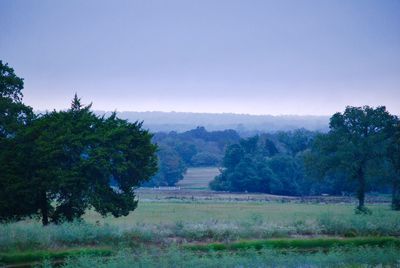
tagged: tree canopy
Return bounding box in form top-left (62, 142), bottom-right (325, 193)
top-left (209, 134), bottom-right (311, 196)
top-left (305, 106), bottom-right (398, 212)
top-left (0, 62), bottom-right (158, 224)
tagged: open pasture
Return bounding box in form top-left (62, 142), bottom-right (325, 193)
top-left (1, 169), bottom-right (400, 267)
top-left (176, 167), bottom-right (220, 190)
top-left (1, 200), bottom-right (400, 267)
top-left (85, 201), bottom-right (397, 227)
top-left (1, 168), bottom-right (399, 267)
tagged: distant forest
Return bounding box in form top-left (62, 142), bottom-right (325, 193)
top-left (95, 111), bottom-right (330, 134)
top-left (145, 127), bottom-right (330, 195)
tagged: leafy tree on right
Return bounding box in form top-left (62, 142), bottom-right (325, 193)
top-left (387, 122), bottom-right (400, 210)
top-left (306, 106), bottom-right (398, 213)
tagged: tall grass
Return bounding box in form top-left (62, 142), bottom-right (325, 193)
top-left (44, 247), bottom-right (400, 268)
top-left (0, 221), bottom-right (121, 251)
top-left (1, 202), bottom-right (400, 251)
top-left (0, 248), bottom-right (112, 265)
top-left (317, 212), bottom-right (400, 237)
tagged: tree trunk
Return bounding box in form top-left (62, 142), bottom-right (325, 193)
top-left (392, 177), bottom-right (400, 210)
top-left (65, 202), bottom-right (74, 222)
top-left (356, 167), bottom-right (366, 210)
top-left (40, 191), bottom-right (49, 226)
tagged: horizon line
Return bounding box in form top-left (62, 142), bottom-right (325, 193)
top-left (34, 109), bottom-right (333, 117)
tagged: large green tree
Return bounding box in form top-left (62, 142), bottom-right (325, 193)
top-left (0, 61), bottom-right (158, 224)
top-left (16, 97), bottom-right (158, 225)
top-left (22, 96), bottom-right (99, 224)
top-left (307, 106), bottom-right (396, 213)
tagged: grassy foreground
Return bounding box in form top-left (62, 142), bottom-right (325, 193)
top-left (1, 202), bottom-right (400, 251)
top-left (0, 247), bottom-right (112, 265)
top-left (1, 201), bottom-right (400, 267)
top-left (43, 246), bottom-right (400, 268)
top-left (1, 241), bottom-right (399, 267)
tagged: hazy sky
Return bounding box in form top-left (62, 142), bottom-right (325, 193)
top-left (1, 0), bottom-right (399, 115)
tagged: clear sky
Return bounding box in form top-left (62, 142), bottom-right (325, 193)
top-left (1, 0), bottom-right (399, 115)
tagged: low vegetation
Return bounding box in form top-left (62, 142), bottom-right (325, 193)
top-left (50, 246), bottom-right (400, 268)
top-left (0, 247), bottom-right (113, 265)
top-left (1, 202), bottom-right (400, 252)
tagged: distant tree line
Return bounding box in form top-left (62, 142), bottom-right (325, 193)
top-left (144, 126), bottom-right (240, 186)
top-left (113, 111), bottom-right (329, 133)
top-left (0, 61), bottom-right (158, 225)
top-left (210, 107), bottom-right (400, 212)
top-left (209, 130), bottom-right (321, 195)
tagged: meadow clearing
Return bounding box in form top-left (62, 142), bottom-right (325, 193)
top-left (1, 167), bottom-right (400, 267)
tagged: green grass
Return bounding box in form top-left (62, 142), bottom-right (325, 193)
top-left (85, 201), bottom-right (400, 240)
top-left (0, 221), bottom-right (122, 251)
top-left (0, 247), bottom-right (113, 265)
top-left (1, 202), bottom-right (400, 252)
top-left (85, 201), bottom-right (400, 226)
top-left (1, 200), bottom-right (400, 267)
top-left (52, 246), bottom-right (400, 268)
top-left (185, 237), bottom-right (400, 251)
top-left (176, 167), bottom-right (220, 190)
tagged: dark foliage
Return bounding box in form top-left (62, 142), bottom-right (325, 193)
top-left (209, 134), bottom-right (315, 196)
top-left (305, 106), bottom-right (398, 211)
top-left (0, 62), bottom-right (158, 224)
top-left (145, 126), bottom-right (240, 186)
top-left (387, 122), bottom-right (400, 210)
top-left (210, 119), bottom-right (400, 203)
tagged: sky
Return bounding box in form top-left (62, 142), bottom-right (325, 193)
top-left (1, 0), bottom-right (399, 115)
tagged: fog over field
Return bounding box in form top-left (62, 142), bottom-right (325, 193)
top-left (97, 111), bottom-right (330, 133)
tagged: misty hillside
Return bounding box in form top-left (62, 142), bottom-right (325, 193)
top-left (95, 111), bottom-right (330, 133)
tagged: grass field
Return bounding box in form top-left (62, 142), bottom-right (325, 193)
top-left (85, 201), bottom-right (399, 228)
top-left (1, 201), bottom-right (400, 266)
top-left (1, 168), bottom-right (400, 267)
top-left (176, 167), bottom-right (220, 190)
